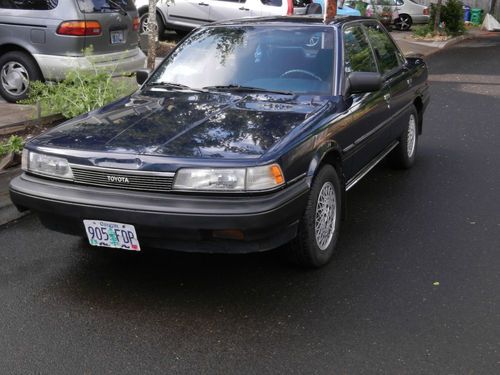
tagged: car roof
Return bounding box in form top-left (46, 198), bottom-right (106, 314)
top-left (209, 15), bottom-right (376, 28)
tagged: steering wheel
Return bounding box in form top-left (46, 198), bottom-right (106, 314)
top-left (280, 69), bottom-right (323, 81)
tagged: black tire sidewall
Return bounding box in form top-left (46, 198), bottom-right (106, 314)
top-left (0, 51), bottom-right (41, 103)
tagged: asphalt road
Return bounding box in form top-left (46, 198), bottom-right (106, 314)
top-left (1, 34), bottom-right (499, 374)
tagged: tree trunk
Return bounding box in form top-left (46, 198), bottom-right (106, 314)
top-left (433, 0), bottom-right (443, 33)
top-left (324, 0), bottom-right (337, 23)
top-left (147, 0), bottom-right (158, 70)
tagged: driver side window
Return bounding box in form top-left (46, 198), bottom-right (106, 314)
top-left (343, 25), bottom-right (378, 74)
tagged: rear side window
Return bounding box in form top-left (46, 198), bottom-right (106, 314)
top-left (0, 0), bottom-right (58, 9)
top-left (77, 0), bottom-right (135, 13)
top-left (261, 0), bottom-right (282, 6)
top-left (364, 23), bottom-right (402, 74)
top-left (343, 25), bottom-right (377, 73)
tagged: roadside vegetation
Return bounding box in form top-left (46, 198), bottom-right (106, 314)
top-left (413, 0), bottom-right (465, 38)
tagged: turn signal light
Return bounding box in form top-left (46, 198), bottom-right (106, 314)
top-left (133, 16), bottom-right (139, 32)
top-left (57, 21), bottom-right (102, 36)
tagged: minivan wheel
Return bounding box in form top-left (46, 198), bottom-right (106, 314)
top-left (389, 106), bottom-right (419, 169)
top-left (140, 13), bottom-right (165, 39)
top-left (289, 165), bottom-right (341, 268)
top-left (0, 51), bottom-right (42, 103)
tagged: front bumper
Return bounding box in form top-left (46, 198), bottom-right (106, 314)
top-left (10, 173), bottom-right (309, 253)
top-left (33, 48), bottom-right (146, 81)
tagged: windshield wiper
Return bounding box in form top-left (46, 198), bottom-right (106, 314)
top-left (202, 84), bottom-right (293, 96)
top-left (146, 81), bottom-right (206, 93)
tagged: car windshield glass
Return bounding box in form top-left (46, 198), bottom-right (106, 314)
top-left (77, 0), bottom-right (135, 13)
top-left (149, 26), bottom-right (335, 95)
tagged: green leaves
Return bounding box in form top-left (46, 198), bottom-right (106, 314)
top-left (23, 66), bottom-right (136, 119)
top-left (0, 135), bottom-right (24, 157)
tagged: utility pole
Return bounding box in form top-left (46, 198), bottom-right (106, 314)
top-left (147, 0), bottom-right (158, 70)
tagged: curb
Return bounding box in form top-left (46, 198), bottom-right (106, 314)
top-left (0, 167), bottom-right (26, 228)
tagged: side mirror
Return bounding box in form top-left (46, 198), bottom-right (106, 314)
top-left (347, 72), bottom-right (383, 95)
top-left (136, 69), bottom-right (151, 85)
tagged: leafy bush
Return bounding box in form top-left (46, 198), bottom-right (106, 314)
top-left (430, 0), bottom-right (465, 35)
top-left (0, 135), bottom-right (24, 157)
top-left (24, 47), bottom-right (136, 119)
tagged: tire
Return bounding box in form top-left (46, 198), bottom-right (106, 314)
top-left (140, 13), bottom-right (165, 39)
top-left (0, 51), bottom-right (42, 103)
top-left (395, 14), bottom-right (413, 31)
top-left (389, 105), bottom-right (419, 169)
top-left (289, 165), bottom-right (342, 268)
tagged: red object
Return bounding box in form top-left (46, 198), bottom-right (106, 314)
top-left (423, 7), bottom-right (429, 15)
top-left (287, 0), bottom-right (294, 15)
top-left (57, 21), bottom-right (102, 36)
top-left (133, 16), bottom-right (140, 32)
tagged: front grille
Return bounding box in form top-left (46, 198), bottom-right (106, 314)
top-left (71, 166), bottom-right (175, 193)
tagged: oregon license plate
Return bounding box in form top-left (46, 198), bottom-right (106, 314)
top-left (110, 30), bottom-right (125, 44)
top-left (84, 220), bottom-right (140, 251)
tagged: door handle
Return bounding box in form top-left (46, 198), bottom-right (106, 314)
top-left (383, 93), bottom-right (391, 102)
top-left (198, 2), bottom-right (209, 6)
top-left (239, 6), bottom-right (250, 10)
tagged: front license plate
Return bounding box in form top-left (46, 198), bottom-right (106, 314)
top-left (110, 30), bottom-right (125, 44)
top-left (84, 220), bottom-right (141, 251)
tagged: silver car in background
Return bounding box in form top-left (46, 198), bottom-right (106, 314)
top-left (135, 0), bottom-right (302, 37)
top-left (0, 0), bottom-right (146, 102)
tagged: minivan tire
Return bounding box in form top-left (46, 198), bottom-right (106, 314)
top-left (0, 51), bottom-right (42, 103)
top-left (289, 165), bottom-right (341, 268)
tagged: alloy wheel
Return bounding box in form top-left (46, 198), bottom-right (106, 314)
top-left (407, 114), bottom-right (417, 158)
top-left (314, 181), bottom-right (337, 251)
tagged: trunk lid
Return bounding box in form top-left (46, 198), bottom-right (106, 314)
top-left (75, 0), bottom-right (139, 54)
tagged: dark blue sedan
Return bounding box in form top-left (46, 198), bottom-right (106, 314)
top-left (10, 16), bottom-right (429, 267)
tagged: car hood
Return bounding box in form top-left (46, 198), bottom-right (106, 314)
top-left (31, 90), bottom-right (331, 160)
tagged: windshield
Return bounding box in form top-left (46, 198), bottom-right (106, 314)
top-left (77, 0), bottom-right (135, 13)
top-left (149, 26), bottom-right (335, 95)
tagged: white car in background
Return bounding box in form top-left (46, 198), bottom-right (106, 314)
top-left (364, 0), bottom-right (430, 31)
top-left (135, 0), bottom-right (301, 37)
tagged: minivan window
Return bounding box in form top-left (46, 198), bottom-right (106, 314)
top-left (261, 0), bottom-right (282, 6)
top-left (0, 0), bottom-right (58, 9)
top-left (77, 0), bottom-right (135, 13)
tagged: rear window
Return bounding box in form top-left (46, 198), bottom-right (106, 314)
top-left (77, 0), bottom-right (135, 13)
top-left (0, 0), bottom-right (58, 9)
top-left (261, 0), bottom-right (282, 6)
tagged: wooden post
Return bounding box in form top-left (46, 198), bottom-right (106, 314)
top-left (324, 0), bottom-right (338, 23)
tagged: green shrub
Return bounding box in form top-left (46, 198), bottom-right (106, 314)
top-left (430, 0), bottom-right (465, 35)
top-left (0, 135), bottom-right (24, 157)
top-left (24, 47), bottom-right (137, 120)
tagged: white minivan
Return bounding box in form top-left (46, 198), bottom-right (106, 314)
top-left (135, 0), bottom-right (301, 36)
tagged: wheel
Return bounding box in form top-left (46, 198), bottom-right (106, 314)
top-left (0, 51), bottom-right (42, 103)
top-left (289, 165), bottom-right (342, 268)
top-left (389, 105), bottom-right (419, 169)
top-left (140, 13), bottom-right (165, 39)
top-left (395, 14), bottom-right (413, 31)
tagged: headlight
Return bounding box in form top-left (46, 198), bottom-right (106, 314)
top-left (24, 150), bottom-right (74, 180)
top-left (173, 164), bottom-right (285, 192)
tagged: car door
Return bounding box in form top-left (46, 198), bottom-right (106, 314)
top-left (167, 0), bottom-right (212, 26)
top-left (209, 0), bottom-right (251, 21)
top-left (364, 22), bottom-right (413, 140)
top-left (339, 24), bottom-right (389, 180)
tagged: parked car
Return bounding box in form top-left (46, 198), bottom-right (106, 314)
top-left (135, 0), bottom-right (359, 37)
top-left (10, 16), bottom-right (429, 268)
top-left (361, 0), bottom-right (429, 30)
top-left (0, 0), bottom-right (146, 103)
